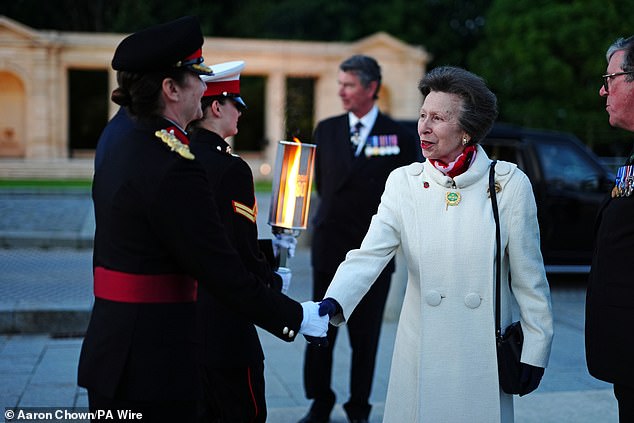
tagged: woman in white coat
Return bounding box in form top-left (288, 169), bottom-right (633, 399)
top-left (319, 66), bottom-right (554, 423)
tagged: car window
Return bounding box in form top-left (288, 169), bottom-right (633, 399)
top-left (532, 138), bottom-right (603, 192)
top-left (482, 142), bottom-right (524, 169)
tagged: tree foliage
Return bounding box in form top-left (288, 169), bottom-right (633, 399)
top-left (468, 0), bottom-right (634, 153)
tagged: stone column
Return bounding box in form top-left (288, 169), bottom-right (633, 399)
top-left (264, 71), bottom-right (286, 175)
top-left (108, 69), bottom-right (118, 118)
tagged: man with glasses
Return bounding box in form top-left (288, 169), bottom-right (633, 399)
top-left (602, 70), bottom-right (634, 93)
top-left (586, 35), bottom-right (634, 423)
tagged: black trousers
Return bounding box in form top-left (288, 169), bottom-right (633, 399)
top-left (303, 267), bottom-right (392, 421)
top-left (614, 383), bottom-right (634, 423)
top-left (88, 390), bottom-right (197, 423)
top-left (198, 362), bottom-right (266, 423)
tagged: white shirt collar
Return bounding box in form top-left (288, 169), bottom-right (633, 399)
top-left (348, 105), bottom-right (378, 132)
top-left (348, 106), bottom-right (378, 157)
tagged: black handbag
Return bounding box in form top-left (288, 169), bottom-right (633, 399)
top-left (489, 161), bottom-right (525, 395)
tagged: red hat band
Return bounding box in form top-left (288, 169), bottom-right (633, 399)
top-left (184, 48), bottom-right (202, 62)
top-left (204, 79), bottom-right (240, 98)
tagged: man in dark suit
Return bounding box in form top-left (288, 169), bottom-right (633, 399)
top-left (586, 35), bottom-right (634, 423)
top-left (300, 55), bottom-right (422, 423)
top-left (77, 17), bottom-right (327, 423)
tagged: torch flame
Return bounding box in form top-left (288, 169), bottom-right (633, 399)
top-left (277, 143), bottom-right (302, 227)
top-left (269, 139), bottom-right (316, 230)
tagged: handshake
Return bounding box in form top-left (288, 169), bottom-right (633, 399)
top-left (299, 298), bottom-right (340, 347)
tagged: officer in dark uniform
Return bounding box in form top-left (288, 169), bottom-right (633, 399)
top-left (188, 60), bottom-right (287, 422)
top-left (586, 35), bottom-right (634, 423)
top-left (77, 17), bottom-right (327, 423)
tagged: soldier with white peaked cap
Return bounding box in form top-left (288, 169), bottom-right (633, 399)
top-left (188, 59), bottom-right (293, 422)
top-left (201, 60), bottom-right (248, 109)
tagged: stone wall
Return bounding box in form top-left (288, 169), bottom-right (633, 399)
top-left (0, 16), bottom-right (430, 180)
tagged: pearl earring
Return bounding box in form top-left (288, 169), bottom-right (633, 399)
top-left (462, 136), bottom-right (469, 146)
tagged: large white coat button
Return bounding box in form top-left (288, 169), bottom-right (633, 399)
top-left (425, 290), bottom-right (442, 306)
top-left (464, 293), bottom-right (482, 309)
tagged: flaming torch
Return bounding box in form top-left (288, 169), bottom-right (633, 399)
top-left (268, 138), bottom-right (316, 266)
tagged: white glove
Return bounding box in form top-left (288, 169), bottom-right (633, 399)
top-left (275, 267), bottom-right (292, 294)
top-left (272, 234), bottom-right (297, 258)
top-left (299, 301), bottom-right (329, 337)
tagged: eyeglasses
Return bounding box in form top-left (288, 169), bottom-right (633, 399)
top-left (602, 71), bottom-right (634, 93)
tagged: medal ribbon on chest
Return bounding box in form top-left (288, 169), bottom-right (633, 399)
top-left (364, 134), bottom-right (400, 157)
top-left (612, 165), bottom-right (634, 198)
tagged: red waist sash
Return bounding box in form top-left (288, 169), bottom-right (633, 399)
top-left (94, 266), bottom-right (197, 303)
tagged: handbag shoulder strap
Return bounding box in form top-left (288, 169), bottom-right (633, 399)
top-left (489, 160), bottom-right (502, 336)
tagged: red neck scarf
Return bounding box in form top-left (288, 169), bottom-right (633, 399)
top-left (429, 145), bottom-right (477, 178)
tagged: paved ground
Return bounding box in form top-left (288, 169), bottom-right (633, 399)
top-left (0, 189), bottom-right (619, 422)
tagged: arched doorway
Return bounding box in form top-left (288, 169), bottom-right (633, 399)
top-left (68, 69), bottom-right (108, 157)
top-left (0, 71), bottom-right (26, 157)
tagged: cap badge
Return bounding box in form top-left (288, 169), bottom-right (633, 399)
top-left (155, 129), bottom-right (195, 160)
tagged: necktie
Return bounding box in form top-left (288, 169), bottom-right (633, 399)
top-left (350, 121), bottom-right (363, 155)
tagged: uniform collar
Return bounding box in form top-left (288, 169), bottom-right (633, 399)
top-left (163, 117), bottom-right (188, 134)
top-left (191, 128), bottom-right (233, 155)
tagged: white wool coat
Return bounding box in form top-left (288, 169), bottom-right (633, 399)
top-left (325, 147), bottom-right (554, 423)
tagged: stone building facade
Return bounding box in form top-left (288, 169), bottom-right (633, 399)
top-left (0, 16), bottom-right (429, 180)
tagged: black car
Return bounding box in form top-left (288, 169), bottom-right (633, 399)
top-left (400, 121), bottom-right (614, 273)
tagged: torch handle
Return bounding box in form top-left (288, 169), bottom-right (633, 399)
top-left (278, 246), bottom-right (288, 268)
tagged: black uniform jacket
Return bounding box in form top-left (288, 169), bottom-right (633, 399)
top-left (78, 109), bottom-right (302, 402)
top-left (190, 128), bottom-right (281, 367)
top-left (585, 192), bottom-right (634, 385)
top-left (311, 112), bottom-right (422, 274)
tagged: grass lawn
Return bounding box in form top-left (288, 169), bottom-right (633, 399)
top-left (0, 179), bottom-right (92, 189)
